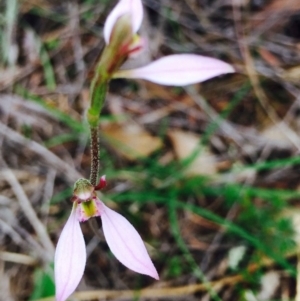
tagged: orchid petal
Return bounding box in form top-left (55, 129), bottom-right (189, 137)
top-left (114, 54), bottom-right (235, 86)
top-left (100, 202), bottom-right (159, 279)
top-left (55, 206), bottom-right (86, 301)
top-left (104, 0), bottom-right (143, 44)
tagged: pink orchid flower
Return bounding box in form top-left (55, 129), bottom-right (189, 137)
top-left (55, 177), bottom-right (158, 301)
top-left (55, 0), bottom-right (235, 299)
top-left (104, 0), bottom-right (234, 86)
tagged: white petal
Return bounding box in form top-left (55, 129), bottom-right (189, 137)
top-left (100, 202), bottom-right (159, 279)
top-left (54, 207), bottom-right (86, 301)
top-left (114, 54), bottom-right (235, 85)
top-left (104, 0), bottom-right (143, 44)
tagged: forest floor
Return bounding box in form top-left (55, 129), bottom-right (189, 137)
top-left (1, 0), bottom-right (300, 300)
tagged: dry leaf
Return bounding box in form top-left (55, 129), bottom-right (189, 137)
top-left (23, 29), bottom-right (40, 64)
top-left (280, 65), bottom-right (300, 83)
top-left (168, 130), bottom-right (217, 176)
top-left (0, 67), bottom-right (22, 89)
top-left (256, 271), bottom-right (280, 301)
top-left (101, 121), bottom-right (162, 160)
top-left (261, 124), bottom-right (293, 147)
top-left (258, 48), bottom-right (281, 67)
top-left (228, 245), bottom-right (247, 270)
top-left (286, 209), bottom-right (300, 245)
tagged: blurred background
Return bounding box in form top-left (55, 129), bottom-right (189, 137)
top-left (1, 0), bottom-right (300, 300)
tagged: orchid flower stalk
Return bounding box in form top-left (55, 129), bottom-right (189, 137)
top-left (54, 0), bottom-right (235, 300)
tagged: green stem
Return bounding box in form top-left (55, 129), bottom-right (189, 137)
top-left (88, 78), bottom-right (108, 128)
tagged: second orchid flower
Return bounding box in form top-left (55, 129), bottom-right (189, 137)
top-left (104, 0), bottom-right (234, 86)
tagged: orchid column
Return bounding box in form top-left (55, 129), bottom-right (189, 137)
top-left (54, 0), bottom-right (234, 301)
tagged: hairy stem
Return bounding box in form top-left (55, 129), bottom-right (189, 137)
top-left (89, 126), bottom-right (100, 186)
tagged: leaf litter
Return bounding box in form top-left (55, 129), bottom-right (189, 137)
top-left (1, 0), bottom-right (300, 300)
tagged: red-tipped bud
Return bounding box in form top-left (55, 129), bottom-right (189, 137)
top-left (95, 175), bottom-right (107, 190)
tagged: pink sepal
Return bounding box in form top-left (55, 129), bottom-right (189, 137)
top-left (104, 0), bottom-right (143, 44)
top-left (54, 206), bottom-right (86, 301)
top-left (114, 54), bottom-right (235, 86)
top-left (100, 202), bottom-right (159, 280)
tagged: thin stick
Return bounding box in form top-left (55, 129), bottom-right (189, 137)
top-left (0, 121), bottom-right (82, 183)
top-left (0, 251), bottom-right (37, 265)
top-left (2, 169), bottom-right (55, 260)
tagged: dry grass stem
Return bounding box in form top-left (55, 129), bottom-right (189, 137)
top-left (2, 169), bottom-right (54, 260)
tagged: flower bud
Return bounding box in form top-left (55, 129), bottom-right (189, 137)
top-left (108, 13), bottom-right (133, 50)
top-left (97, 14), bottom-right (135, 77)
top-left (95, 175), bottom-right (107, 190)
